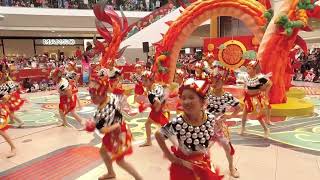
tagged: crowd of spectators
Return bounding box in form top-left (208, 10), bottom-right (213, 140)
top-left (4, 54), bottom-right (79, 70)
top-left (293, 48), bottom-right (320, 83)
top-left (1, 0), bottom-right (168, 11)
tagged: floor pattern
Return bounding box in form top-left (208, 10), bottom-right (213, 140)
top-left (0, 145), bottom-right (101, 179)
top-left (1, 86), bottom-right (320, 179)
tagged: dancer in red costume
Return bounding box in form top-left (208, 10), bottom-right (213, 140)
top-left (0, 103), bottom-right (16, 158)
top-left (131, 64), bottom-right (145, 103)
top-left (194, 62), bottom-right (208, 80)
top-left (240, 61), bottom-right (273, 138)
top-left (86, 68), bottom-right (142, 180)
top-left (65, 61), bottom-right (82, 109)
top-left (50, 68), bottom-right (84, 129)
top-left (0, 67), bottom-right (17, 158)
top-left (207, 65), bottom-right (241, 178)
top-left (155, 78), bottom-right (223, 180)
top-left (139, 71), bottom-right (170, 147)
top-left (0, 63), bottom-right (24, 128)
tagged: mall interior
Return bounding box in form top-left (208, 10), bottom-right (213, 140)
top-left (0, 0), bottom-right (320, 180)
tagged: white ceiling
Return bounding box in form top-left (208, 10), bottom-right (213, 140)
top-left (0, 2), bottom-right (319, 45)
top-left (0, 6), bottom-right (149, 36)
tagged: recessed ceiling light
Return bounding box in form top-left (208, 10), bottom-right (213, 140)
top-left (58, 34), bottom-right (62, 36)
top-left (51, 30), bottom-right (55, 32)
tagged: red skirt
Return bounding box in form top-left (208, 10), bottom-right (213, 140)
top-left (6, 91), bottom-right (25, 112)
top-left (102, 121), bottom-right (133, 161)
top-left (170, 147), bottom-right (223, 180)
top-left (70, 81), bottom-right (78, 94)
top-left (0, 104), bottom-right (10, 132)
top-left (149, 108), bottom-right (169, 126)
top-left (59, 94), bottom-right (77, 115)
top-left (134, 83), bottom-right (144, 95)
top-left (243, 91), bottom-right (271, 113)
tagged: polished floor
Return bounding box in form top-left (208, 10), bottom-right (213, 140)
top-left (0, 86), bottom-right (320, 180)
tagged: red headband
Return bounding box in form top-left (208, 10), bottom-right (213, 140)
top-left (179, 78), bottom-right (210, 97)
top-left (89, 68), bottom-right (109, 96)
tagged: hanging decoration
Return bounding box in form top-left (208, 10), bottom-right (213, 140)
top-left (218, 40), bottom-right (247, 70)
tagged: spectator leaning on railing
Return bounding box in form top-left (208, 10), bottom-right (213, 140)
top-left (1, 0), bottom-right (167, 10)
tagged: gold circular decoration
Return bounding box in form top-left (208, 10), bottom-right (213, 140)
top-left (207, 43), bottom-right (215, 51)
top-left (218, 40), bottom-right (246, 70)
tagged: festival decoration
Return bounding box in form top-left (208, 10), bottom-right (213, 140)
top-left (152, 0), bottom-right (267, 83)
top-left (93, 2), bottom-right (130, 68)
top-left (218, 40), bottom-right (247, 70)
top-left (258, 0), bottom-right (320, 103)
top-left (207, 43), bottom-right (215, 51)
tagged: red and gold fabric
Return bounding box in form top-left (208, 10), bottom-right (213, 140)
top-left (0, 104), bottom-right (10, 131)
top-left (102, 121), bottom-right (133, 162)
top-left (170, 147), bottom-right (223, 180)
top-left (149, 104), bottom-right (170, 126)
top-left (59, 94), bottom-right (77, 115)
top-left (69, 80), bottom-right (79, 94)
top-left (243, 91), bottom-right (271, 117)
top-left (134, 82), bottom-right (144, 95)
top-left (6, 91), bottom-right (25, 112)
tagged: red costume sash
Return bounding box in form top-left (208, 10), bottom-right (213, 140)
top-left (170, 147), bottom-right (223, 180)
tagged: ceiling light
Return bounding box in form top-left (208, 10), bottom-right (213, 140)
top-left (51, 30), bottom-right (55, 32)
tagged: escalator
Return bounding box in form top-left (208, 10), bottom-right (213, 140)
top-left (121, 2), bottom-right (181, 61)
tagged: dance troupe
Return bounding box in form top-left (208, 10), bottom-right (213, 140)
top-left (0, 50), bottom-right (274, 179)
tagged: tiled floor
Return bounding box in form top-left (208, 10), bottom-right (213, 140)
top-left (1, 125), bottom-right (320, 180)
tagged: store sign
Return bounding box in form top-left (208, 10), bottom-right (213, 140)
top-left (42, 39), bottom-right (76, 45)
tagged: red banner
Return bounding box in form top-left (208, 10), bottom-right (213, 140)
top-left (11, 65), bottom-right (137, 84)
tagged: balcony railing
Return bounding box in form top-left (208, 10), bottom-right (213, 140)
top-left (0, 0), bottom-right (169, 11)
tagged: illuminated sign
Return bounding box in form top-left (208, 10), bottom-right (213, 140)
top-left (42, 39), bottom-right (76, 45)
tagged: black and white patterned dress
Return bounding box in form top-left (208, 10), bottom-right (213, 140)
top-left (0, 81), bottom-right (19, 99)
top-left (160, 113), bottom-right (217, 154)
top-left (131, 73), bottom-right (142, 84)
top-left (148, 84), bottom-right (165, 105)
top-left (0, 81), bottom-right (24, 112)
top-left (206, 92), bottom-right (239, 116)
top-left (65, 71), bottom-right (77, 81)
top-left (244, 73), bottom-right (270, 90)
top-left (93, 94), bottom-right (123, 133)
top-left (0, 83), bottom-right (10, 99)
top-left (206, 92), bottom-right (239, 140)
top-left (93, 94), bottom-right (133, 161)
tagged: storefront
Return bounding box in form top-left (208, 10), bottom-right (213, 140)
top-left (35, 39), bottom-right (84, 58)
top-left (0, 38), bottom-right (85, 60)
